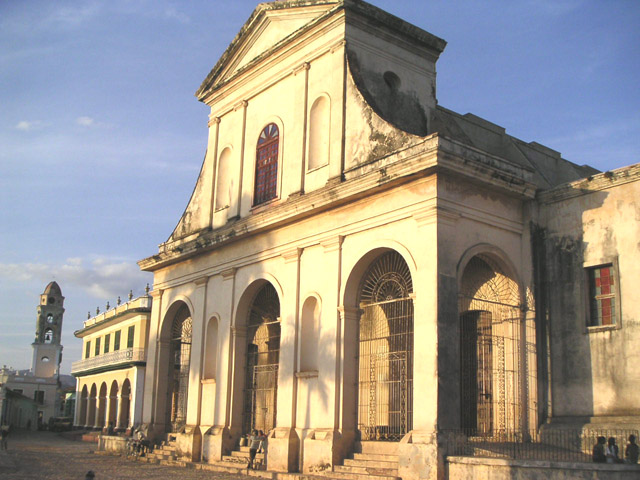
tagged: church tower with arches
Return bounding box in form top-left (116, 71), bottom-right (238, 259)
top-left (32, 281), bottom-right (65, 378)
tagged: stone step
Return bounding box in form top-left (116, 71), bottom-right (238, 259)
top-left (357, 441), bottom-right (399, 455)
top-left (336, 464), bottom-right (398, 475)
top-left (201, 461), bottom-right (273, 477)
top-left (320, 471), bottom-right (400, 480)
top-left (343, 458), bottom-right (398, 468)
top-left (230, 450), bottom-right (265, 459)
top-left (352, 453), bottom-right (399, 462)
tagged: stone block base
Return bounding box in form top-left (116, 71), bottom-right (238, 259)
top-left (267, 427), bottom-right (300, 472)
top-left (202, 426), bottom-right (234, 463)
top-left (398, 430), bottom-right (440, 480)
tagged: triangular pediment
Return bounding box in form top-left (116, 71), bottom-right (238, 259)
top-left (196, 1), bottom-right (340, 100)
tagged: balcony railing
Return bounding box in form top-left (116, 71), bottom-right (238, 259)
top-left (71, 348), bottom-right (146, 374)
top-left (82, 295), bottom-right (151, 329)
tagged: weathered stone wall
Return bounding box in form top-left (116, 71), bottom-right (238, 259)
top-left (447, 456), bottom-right (640, 480)
top-left (539, 165), bottom-right (640, 422)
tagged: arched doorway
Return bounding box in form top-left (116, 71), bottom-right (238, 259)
top-left (357, 251), bottom-right (414, 441)
top-left (242, 283), bottom-right (280, 435)
top-left (166, 304), bottom-right (193, 433)
top-left (97, 383), bottom-right (107, 428)
top-left (88, 384), bottom-right (97, 427)
top-left (459, 254), bottom-right (522, 436)
top-left (78, 385), bottom-right (88, 427)
top-left (119, 379), bottom-right (131, 429)
top-left (108, 381), bottom-right (118, 428)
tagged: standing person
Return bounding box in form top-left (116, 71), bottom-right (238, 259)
top-left (0, 424), bottom-right (9, 451)
top-left (605, 437), bottom-right (620, 463)
top-left (247, 429), bottom-right (260, 470)
top-left (625, 434), bottom-right (639, 464)
top-left (257, 430), bottom-right (268, 470)
top-left (592, 436), bottom-right (606, 463)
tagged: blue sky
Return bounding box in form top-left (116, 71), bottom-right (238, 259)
top-left (1, 0), bottom-right (638, 374)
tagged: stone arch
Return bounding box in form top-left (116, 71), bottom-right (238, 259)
top-left (307, 94), bottom-right (331, 170)
top-left (79, 384), bottom-right (88, 427)
top-left (88, 383), bottom-right (97, 427)
top-left (157, 299), bottom-right (194, 433)
top-left (97, 382), bottom-right (108, 428)
top-left (342, 248), bottom-right (415, 441)
top-left (457, 244), bottom-right (531, 436)
top-left (119, 378), bottom-right (131, 429)
top-left (230, 279), bottom-right (282, 437)
top-left (108, 380), bottom-right (118, 428)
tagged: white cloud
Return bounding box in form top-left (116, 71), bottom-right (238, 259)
top-left (164, 7), bottom-right (190, 24)
top-left (0, 257), bottom-right (150, 300)
top-left (76, 116), bottom-right (95, 127)
top-left (46, 3), bottom-right (102, 28)
top-left (15, 120), bottom-right (44, 131)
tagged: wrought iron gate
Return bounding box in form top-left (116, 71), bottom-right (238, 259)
top-left (243, 284), bottom-right (280, 435)
top-left (169, 306), bottom-right (192, 433)
top-left (358, 252), bottom-right (413, 441)
top-left (459, 255), bottom-right (528, 437)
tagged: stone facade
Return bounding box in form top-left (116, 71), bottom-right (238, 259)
top-left (0, 282), bottom-right (66, 428)
top-left (72, 294), bottom-right (151, 432)
top-left (131, 1), bottom-right (639, 479)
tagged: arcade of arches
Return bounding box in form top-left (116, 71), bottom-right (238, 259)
top-left (141, 245), bottom-right (538, 472)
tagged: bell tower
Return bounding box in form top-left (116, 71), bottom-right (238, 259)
top-left (32, 281), bottom-right (64, 378)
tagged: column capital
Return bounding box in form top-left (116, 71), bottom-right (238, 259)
top-left (231, 326), bottom-right (247, 338)
top-left (281, 247), bottom-right (301, 264)
top-left (194, 276), bottom-right (208, 287)
top-left (221, 267), bottom-right (236, 281)
top-left (233, 100), bottom-right (248, 111)
top-left (208, 116), bottom-right (221, 127)
top-left (337, 305), bottom-right (363, 322)
top-left (149, 288), bottom-right (164, 300)
top-left (293, 61), bottom-right (310, 75)
top-left (320, 235), bottom-right (344, 253)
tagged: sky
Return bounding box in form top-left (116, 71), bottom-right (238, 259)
top-left (1, 0), bottom-right (639, 375)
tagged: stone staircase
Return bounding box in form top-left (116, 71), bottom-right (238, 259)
top-left (138, 436), bottom-right (186, 466)
top-left (325, 441), bottom-right (400, 480)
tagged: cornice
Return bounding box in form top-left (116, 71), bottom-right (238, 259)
top-left (139, 134), bottom-right (536, 272)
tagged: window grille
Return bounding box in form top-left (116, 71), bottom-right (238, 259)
top-left (253, 124), bottom-right (279, 206)
top-left (587, 264), bottom-right (616, 326)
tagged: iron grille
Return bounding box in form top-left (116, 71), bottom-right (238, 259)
top-left (358, 252), bottom-right (414, 441)
top-left (243, 284), bottom-right (280, 435)
top-left (459, 255), bottom-right (536, 437)
top-left (169, 306), bottom-right (192, 433)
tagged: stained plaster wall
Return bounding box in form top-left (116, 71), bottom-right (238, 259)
top-left (436, 173), bottom-right (538, 431)
top-left (539, 167), bottom-right (640, 421)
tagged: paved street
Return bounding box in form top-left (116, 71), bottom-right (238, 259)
top-left (0, 430), bottom-right (245, 480)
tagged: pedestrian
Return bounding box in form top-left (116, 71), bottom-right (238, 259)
top-left (247, 429), bottom-right (260, 469)
top-left (605, 437), bottom-right (620, 463)
top-left (592, 436), bottom-right (606, 463)
top-left (626, 434), bottom-right (639, 464)
top-left (0, 424), bottom-right (9, 451)
top-left (85, 471), bottom-right (95, 479)
top-left (260, 430), bottom-right (268, 469)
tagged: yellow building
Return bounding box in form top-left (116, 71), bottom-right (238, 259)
top-left (72, 292), bottom-right (151, 431)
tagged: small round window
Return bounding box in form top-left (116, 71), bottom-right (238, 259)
top-left (48, 297), bottom-right (55, 304)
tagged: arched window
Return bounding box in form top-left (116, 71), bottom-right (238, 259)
top-left (254, 123), bottom-right (279, 206)
top-left (44, 328), bottom-right (53, 343)
top-left (308, 96), bottom-right (330, 170)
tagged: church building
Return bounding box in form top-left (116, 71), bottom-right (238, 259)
top-left (0, 282), bottom-right (65, 429)
top-left (134, 1), bottom-right (639, 479)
